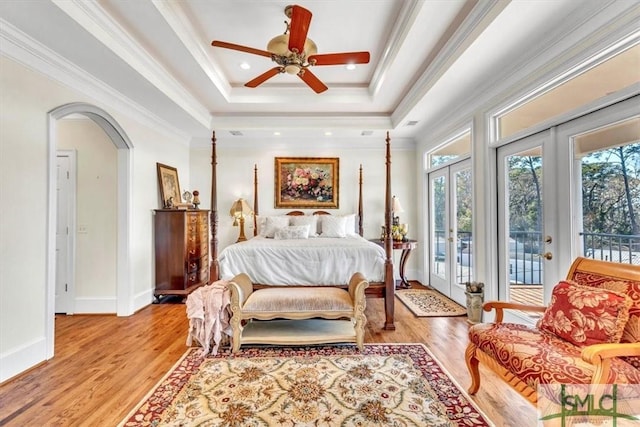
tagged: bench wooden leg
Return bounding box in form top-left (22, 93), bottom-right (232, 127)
top-left (230, 315), bottom-right (242, 353)
top-left (354, 313), bottom-right (367, 351)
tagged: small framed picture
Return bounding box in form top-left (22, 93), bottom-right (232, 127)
top-left (156, 163), bottom-right (181, 208)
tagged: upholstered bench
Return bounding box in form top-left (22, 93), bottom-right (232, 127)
top-left (228, 272), bottom-right (369, 353)
top-left (466, 257), bottom-right (640, 404)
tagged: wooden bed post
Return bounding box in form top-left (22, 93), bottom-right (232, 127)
top-left (209, 131), bottom-right (220, 282)
top-left (358, 164), bottom-right (364, 237)
top-left (384, 131), bottom-right (395, 330)
top-left (253, 164), bottom-right (259, 237)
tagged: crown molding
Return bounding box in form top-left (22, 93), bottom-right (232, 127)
top-left (51, 0), bottom-right (211, 129)
top-left (191, 135), bottom-right (416, 151)
top-left (368, 0), bottom-right (424, 98)
top-left (210, 113), bottom-right (392, 133)
top-left (151, 0), bottom-right (232, 102)
top-left (0, 18), bottom-right (191, 145)
top-left (391, 0), bottom-right (509, 127)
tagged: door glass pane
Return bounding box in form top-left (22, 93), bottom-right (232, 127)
top-left (455, 168), bottom-right (472, 284)
top-left (431, 175), bottom-right (446, 279)
top-left (505, 148), bottom-right (544, 307)
top-left (578, 132), bottom-right (640, 265)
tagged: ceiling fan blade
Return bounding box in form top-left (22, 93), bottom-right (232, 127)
top-left (245, 67), bottom-right (282, 88)
top-left (212, 40), bottom-right (273, 58)
top-left (288, 5), bottom-right (312, 53)
top-left (298, 69), bottom-right (328, 93)
top-left (308, 52), bottom-right (370, 66)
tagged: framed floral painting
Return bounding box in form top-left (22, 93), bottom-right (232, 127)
top-left (275, 157), bottom-right (339, 208)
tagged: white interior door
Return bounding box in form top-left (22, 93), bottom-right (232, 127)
top-left (56, 151), bottom-right (75, 314)
top-left (497, 131), bottom-right (558, 321)
top-left (428, 159), bottom-right (472, 302)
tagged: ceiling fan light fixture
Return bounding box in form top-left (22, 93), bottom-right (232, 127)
top-left (284, 64), bottom-right (300, 74)
top-left (267, 34), bottom-right (289, 55)
top-left (267, 34), bottom-right (317, 57)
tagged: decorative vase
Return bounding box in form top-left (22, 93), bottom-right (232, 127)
top-left (464, 281), bottom-right (485, 324)
top-left (465, 292), bottom-right (484, 324)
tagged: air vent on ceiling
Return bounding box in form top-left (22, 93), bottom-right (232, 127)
top-left (406, 120), bottom-right (419, 126)
top-left (361, 130), bottom-right (373, 136)
top-left (229, 130), bottom-right (243, 136)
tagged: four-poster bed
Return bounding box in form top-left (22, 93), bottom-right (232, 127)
top-left (208, 131), bottom-right (396, 330)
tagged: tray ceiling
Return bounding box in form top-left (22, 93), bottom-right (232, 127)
top-left (0, 0), bottom-right (624, 142)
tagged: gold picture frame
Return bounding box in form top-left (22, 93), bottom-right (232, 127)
top-left (156, 163), bottom-right (181, 208)
top-left (275, 157), bottom-right (339, 208)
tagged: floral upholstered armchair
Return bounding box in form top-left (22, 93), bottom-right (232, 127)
top-left (466, 257), bottom-right (640, 404)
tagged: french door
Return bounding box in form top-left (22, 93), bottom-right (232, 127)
top-left (428, 159), bottom-right (472, 303)
top-left (497, 131), bottom-right (559, 316)
top-left (496, 96), bottom-right (638, 319)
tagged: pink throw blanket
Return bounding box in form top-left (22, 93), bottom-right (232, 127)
top-left (185, 280), bottom-right (231, 356)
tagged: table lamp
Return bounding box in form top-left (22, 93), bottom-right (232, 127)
top-left (392, 195), bottom-right (404, 226)
top-left (230, 198), bottom-right (253, 242)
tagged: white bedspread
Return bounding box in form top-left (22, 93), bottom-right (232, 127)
top-left (219, 235), bottom-right (386, 285)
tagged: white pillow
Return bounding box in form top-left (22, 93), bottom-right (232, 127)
top-left (290, 215), bottom-right (318, 236)
top-left (274, 225), bottom-right (311, 240)
top-left (343, 213), bottom-right (357, 236)
top-left (260, 216), bottom-right (290, 238)
top-left (320, 215), bottom-right (348, 238)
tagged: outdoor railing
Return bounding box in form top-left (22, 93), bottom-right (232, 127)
top-left (432, 230), bottom-right (639, 286)
top-left (580, 232), bottom-right (640, 265)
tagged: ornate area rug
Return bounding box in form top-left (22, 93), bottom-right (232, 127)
top-left (120, 344), bottom-right (492, 426)
top-left (396, 289), bottom-right (467, 317)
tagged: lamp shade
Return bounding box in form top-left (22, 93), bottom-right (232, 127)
top-left (229, 198), bottom-right (253, 217)
top-left (392, 196), bottom-right (404, 213)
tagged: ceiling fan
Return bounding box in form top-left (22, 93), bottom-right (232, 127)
top-left (211, 4), bottom-right (370, 93)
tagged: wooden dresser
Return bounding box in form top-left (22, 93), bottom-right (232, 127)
top-left (153, 209), bottom-right (209, 301)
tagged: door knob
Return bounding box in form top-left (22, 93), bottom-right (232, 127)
top-left (542, 252), bottom-right (553, 260)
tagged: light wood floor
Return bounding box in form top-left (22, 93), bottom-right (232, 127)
top-left (0, 285), bottom-right (537, 426)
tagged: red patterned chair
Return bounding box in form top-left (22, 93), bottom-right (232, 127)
top-left (466, 257), bottom-right (640, 404)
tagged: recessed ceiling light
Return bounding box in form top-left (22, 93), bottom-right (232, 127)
top-left (273, 131), bottom-right (281, 136)
top-left (240, 62), bottom-right (250, 70)
top-left (324, 131), bottom-right (332, 136)
top-left (346, 64), bottom-right (356, 71)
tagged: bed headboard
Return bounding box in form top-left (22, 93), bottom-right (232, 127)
top-left (286, 210), bottom-right (331, 216)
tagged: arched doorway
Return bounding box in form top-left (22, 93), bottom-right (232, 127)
top-left (46, 103), bottom-right (133, 358)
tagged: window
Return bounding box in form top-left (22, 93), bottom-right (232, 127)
top-left (429, 130), bottom-right (471, 168)
top-left (497, 44), bottom-right (639, 140)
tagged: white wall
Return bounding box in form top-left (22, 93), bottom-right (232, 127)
top-left (57, 119), bottom-right (118, 306)
top-left (189, 139), bottom-right (421, 281)
top-left (0, 56), bottom-right (191, 382)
